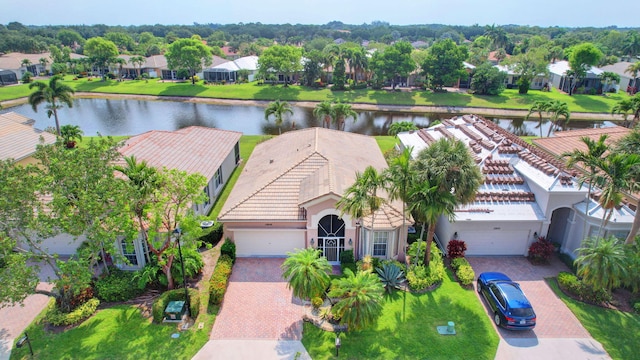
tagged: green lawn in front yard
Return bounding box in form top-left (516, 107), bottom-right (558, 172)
top-left (547, 278), bottom-right (640, 360)
top-left (10, 304), bottom-right (215, 360)
top-left (302, 270), bottom-right (499, 360)
top-left (1, 77), bottom-right (631, 115)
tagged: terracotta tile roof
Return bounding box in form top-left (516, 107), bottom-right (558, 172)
top-left (118, 126), bottom-right (241, 180)
top-left (0, 112), bottom-right (56, 161)
top-left (0, 52), bottom-right (85, 70)
top-left (219, 127), bottom-right (405, 222)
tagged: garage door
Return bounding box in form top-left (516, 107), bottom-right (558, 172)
top-left (463, 231), bottom-right (529, 256)
top-left (233, 230), bottom-right (306, 257)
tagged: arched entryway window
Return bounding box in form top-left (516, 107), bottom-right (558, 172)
top-left (318, 215), bottom-right (345, 263)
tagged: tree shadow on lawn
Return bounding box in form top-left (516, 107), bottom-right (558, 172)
top-left (253, 84), bottom-right (302, 101)
top-left (367, 90), bottom-right (417, 106)
top-left (571, 95), bottom-right (612, 113)
top-left (73, 79), bottom-right (123, 92)
top-left (326, 89), bottom-right (368, 103)
top-left (159, 83), bottom-right (208, 98)
top-left (418, 90), bottom-right (473, 107)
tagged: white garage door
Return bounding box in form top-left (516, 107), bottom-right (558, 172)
top-left (464, 231), bottom-right (529, 256)
top-left (234, 230), bottom-right (306, 257)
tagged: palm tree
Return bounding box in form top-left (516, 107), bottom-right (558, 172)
top-left (28, 75), bottom-right (75, 136)
top-left (281, 248), bottom-right (331, 301)
top-left (129, 55), bottom-right (146, 79)
top-left (59, 124), bottom-right (83, 148)
top-left (39, 57), bottom-right (49, 75)
top-left (384, 147), bottom-right (415, 260)
top-left (546, 100), bottom-right (571, 137)
top-left (575, 236), bottom-right (629, 293)
top-left (593, 153), bottom-right (640, 235)
top-left (112, 57), bottom-right (126, 81)
top-left (410, 138), bottom-right (482, 266)
top-left (484, 24), bottom-right (508, 50)
top-left (611, 99), bottom-right (635, 127)
top-left (21, 58), bottom-right (32, 69)
top-left (332, 102), bottom-right (358, 131)
top-left (625, 62), bottom-right (640, 91)
top-left (337, 166), bottom-right (386, 259)
top-left (563, 135), bottom-right (610, 240)
top-left (525, 100), bottom-right (551, 137)
top-left (264, 99), bottom-right (293, 135)
top-left (313, 101), bottom-right (334, 129)
top-left (388, 122), bottom-right (418, 136)
top-left (614, 128), bottom-right (640, 244)
top-left (328, 268), bottom-right (384, 331)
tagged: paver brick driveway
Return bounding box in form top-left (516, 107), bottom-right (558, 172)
top-left (211, 258), bottom-right (304, 340)
top-left (467, 256), bottom-right (590, 339)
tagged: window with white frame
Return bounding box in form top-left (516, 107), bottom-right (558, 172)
top-left (121, 239), bottom-right (138, 266)
top-left (214, 167), bottom-right (223, 189)
top-left (373, 231), bottom-right (388, 257)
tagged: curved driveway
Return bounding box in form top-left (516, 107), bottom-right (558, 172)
top-left (468, 256), bottom-right (610, 360)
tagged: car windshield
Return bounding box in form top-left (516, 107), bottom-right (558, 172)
top-left (510, 307), bottom-right (535, 317)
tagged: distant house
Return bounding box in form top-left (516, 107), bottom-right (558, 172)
top-left (115, 126), bottom-right (242, 269)
top-left (221, 46), bottom-right (240, 60)
top-left (0, 112), bottom-right (56, 165)
top-left (600, 61), bottom-right (639, 94)
top-left (495, 64), bottom-right (547, 90)
top-left (397, 115), bottom-right (635, 258)
top-left (219, 127), bottom-right (409, 262)
top-left (411, 40), bottom-right (429, 49)
top-left (488, 50), bottom-right (510, 65)
top-left (548, 60), bottom-right (603, 94)
top-left (0, 69), bottom-right (18, 85)
top-left (0, 52), bottom-right (85, 78)
top-left (456, 62), bottom-right (476, 89)
top-left (203, 56), bottom-right (258, 83)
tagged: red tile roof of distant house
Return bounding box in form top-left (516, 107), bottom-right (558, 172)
top-left (0, 112), bottom-right (56, 162)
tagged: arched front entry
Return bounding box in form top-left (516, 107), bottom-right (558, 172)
top-left (548, 207), bottom-right (573, 248)
top-left (318, 215), bottom-right (345, 263)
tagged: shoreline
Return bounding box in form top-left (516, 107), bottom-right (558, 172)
top-left (1, 92), bottom-right (622, 121)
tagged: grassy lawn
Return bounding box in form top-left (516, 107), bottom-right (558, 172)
top-left (547, 279), bottom-right (640, 360)
top-left (1, 77), bottom-right (631, 114)
top-left (10, 303), bottom-right (215, 360)
top-left (302, 270), bottom-right (499, 360)
top-left (375, 136), bottom-right (399, 154)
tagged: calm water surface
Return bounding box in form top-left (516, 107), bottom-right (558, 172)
top-left (3, 98), bottom-right (615, 136)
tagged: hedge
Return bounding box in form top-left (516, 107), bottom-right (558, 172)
top-left (151, 288), bottom-right (201, 324)
top-left (46, 298), bottom-right (100, 326)
top-left (220, 238), bottom-right (236, 263)
top-left (557, 271), bottom-right (611, 304)
top-left (209, 254), bottom-right (234, 306)
top-left (200, 222), bottom-right (224, 246)
top-left (95, 267), bottom-right (144, 302)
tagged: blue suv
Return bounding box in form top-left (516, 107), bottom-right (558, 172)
top-left (477, 272), bottom-right (536, 330)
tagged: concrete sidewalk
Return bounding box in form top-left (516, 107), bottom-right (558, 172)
top-left (193, 340), bottom-right (310, 360)
top-left (495, 338), bottom-right (609, 360)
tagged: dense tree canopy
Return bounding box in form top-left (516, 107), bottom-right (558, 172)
top-left (257, 45), bottom-right (303, 86)
top-left (470, 62), bottom-right (507, 95)
top-left (83, 37), bottom-right (119, 78)
top-left (369, 41), bottom-right (415, 88)
top-left (165, 37), bottom-right (213, 84)
top-left (421, 39), bottom-right (468, 91)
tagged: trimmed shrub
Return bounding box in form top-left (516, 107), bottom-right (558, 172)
top-left (209, 254), bottom-right (234, 306)
top-left (95, 267), bottom-right (144, 302)
top-left (46, 298), bottom-right (100, 326)
top-left (340, 262), bottom-right (357, 274)
top-left (200, 222), bottom-right (224, 247)
top-left (356, 255), bottom-right (381, 272)
top-left (339, 250), bottom-right (354, 264)
top-left (407, 252), bottom-right (445, 291)
top-left (557, 271), bottom-right (612, 304)
top-left (447, 239), bottom-right (467, 259)
top-left (456, 264), bottom-right (475, 286)
top-left (634, 301), bottom-right (640, 314)
top-left (528, 237), bottom-right (555, 264)
top-left (220, 238), bottom-right (236, 263)
top-left (450, 257), bottom-right (470, 271)
top-left (151, 288), bottom-right (201, 324)
top-left (381, 259), bottom-right (407, 274)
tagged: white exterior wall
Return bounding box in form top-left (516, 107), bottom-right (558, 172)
top-left (440, 219), bottom-right (542, 256)
top-left (193, 142), bottom-right (239, 215)
top-left (233, 229), bottom-right (306, 257)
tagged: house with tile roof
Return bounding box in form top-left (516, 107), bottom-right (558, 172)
top-left (219, 127), bottom-right (409, 262)
top-left (0, 112), bottom-right (57, 165)
top-left (397, 115), bottom-right (635, 258)
top-left (115, 126), bottom-right (242, 268)
top-left (548, 60), bottom-right (603, 94)
top-left (600, 61), bottom-right (640, 94)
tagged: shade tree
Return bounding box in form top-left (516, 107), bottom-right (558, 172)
top-left (420, 39), bottom-right (468, 91)
top-left (165, 37), bottom-right (213, 85)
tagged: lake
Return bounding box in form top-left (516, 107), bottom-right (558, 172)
top-left (2, 98), bottom-right (615, 136)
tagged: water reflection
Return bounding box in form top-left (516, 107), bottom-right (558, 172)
top-left (2, 98), bottom-right (616, 137)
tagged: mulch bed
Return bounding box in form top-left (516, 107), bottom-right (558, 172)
top-left (555, 279), bottom-right (637, 313)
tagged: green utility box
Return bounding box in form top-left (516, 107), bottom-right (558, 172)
top-left (164, 301), bottom-right (186, 322)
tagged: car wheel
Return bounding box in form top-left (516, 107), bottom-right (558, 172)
top-left (494, 313), bottom-right (501, 327)
top-left (476, 280), bottom-right (482, 293)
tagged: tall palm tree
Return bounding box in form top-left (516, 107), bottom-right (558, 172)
top-left (281, 248), bottom-right (331, 300)
top-left (384, 147), bottom-right (415, 260)
top-left (332, 102), bottom-right (358, 131)
top-left (563, 135), bottom-right (610, 240)
top-left (111, 57), bottom-right (126, 82)
top-left (525, 100), bottom-right (551, 137)
top-left (39, 57), bottom-right (49, 75)
top-left (129, 55), bottom-right (146, 79)
top-left (546, 100), bottom-right (571, 137)
top-left (28, 75), bottom-right (75, 136)
top-left (575, 236), bottom-right (629, 293)
top-left (410, 138), bottom-right (482, 266)
top-left (613, 129), bottom-right (640, 244)
top-left (625, 62), bottom-right (640, 90)
top-left (611, 99), bottom-right (635, 127)
top-left (21, 58), bottom-right (32, 69)
top-left (328, 268), bottom-right (384, 331)
top-left (337, 166), bottom-right (386, 259)
top-left (313, 101), bottom-right (334, 129)
top-left (264, 99), bottom-right (293, 135)
top-left (593, 153), bottom-right (640, 235)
